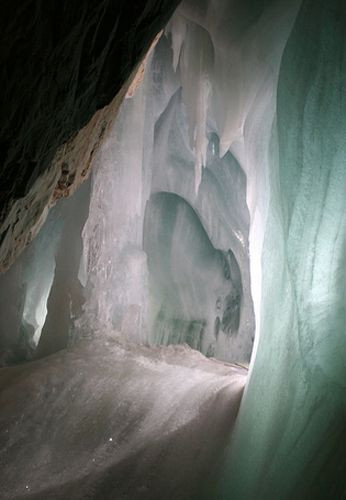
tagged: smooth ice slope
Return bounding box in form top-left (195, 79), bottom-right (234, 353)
top-left (0, 338), bottom-right (246, 500)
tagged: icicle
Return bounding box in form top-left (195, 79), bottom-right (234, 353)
top-left (166, 14), bottom-right (187, 72)
top-left (193, 76), bottom-right (210, 194)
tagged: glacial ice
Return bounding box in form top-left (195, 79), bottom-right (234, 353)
top-left (0, 0), bottom-right (345, 498)
top-left (220, 1), bottom-right (346, 498)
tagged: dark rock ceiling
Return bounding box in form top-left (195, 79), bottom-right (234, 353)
top-left (0, 0), bottom-right (180, 270)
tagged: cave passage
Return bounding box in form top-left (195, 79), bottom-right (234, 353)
top-left (1, 0), bottom-right (345, 498)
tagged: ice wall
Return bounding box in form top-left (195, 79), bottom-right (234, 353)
top-left (221, 1), bottom-right (346, 498)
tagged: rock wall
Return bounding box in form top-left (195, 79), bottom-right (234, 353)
top-left (0, 0), bottom-right (180, 271)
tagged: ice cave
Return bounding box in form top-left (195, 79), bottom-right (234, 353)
top-left (0, 0), bottom-right (345, 499)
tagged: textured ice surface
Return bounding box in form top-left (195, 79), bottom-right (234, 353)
top-left (79, 20), bottom-right (255, 363)
top-left (221, 2), bottom-right (346, 498)
top-left (0, 339), bottom-right (246, 500)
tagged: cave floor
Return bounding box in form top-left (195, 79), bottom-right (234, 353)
top-left (0, 336), bottom-right (246, 500)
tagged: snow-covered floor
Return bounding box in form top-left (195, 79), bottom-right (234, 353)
top-left (0, 336), bottom-right (246, 500)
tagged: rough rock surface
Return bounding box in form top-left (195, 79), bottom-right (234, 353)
top-left (0, 0), bottom-right (180, 271)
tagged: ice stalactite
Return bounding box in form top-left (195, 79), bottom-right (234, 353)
top-left (177, 21), bottom-right (213, 194)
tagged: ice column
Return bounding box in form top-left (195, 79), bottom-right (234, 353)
top-left (79, 73), bottom-right (153, 341)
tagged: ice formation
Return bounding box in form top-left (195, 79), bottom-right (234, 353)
top-left (75, 13), bottom-right (256, 364)
top-left (0, 1), bottom-right (265, 367)
top-left (0, 0), bottom-right (345, 497)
